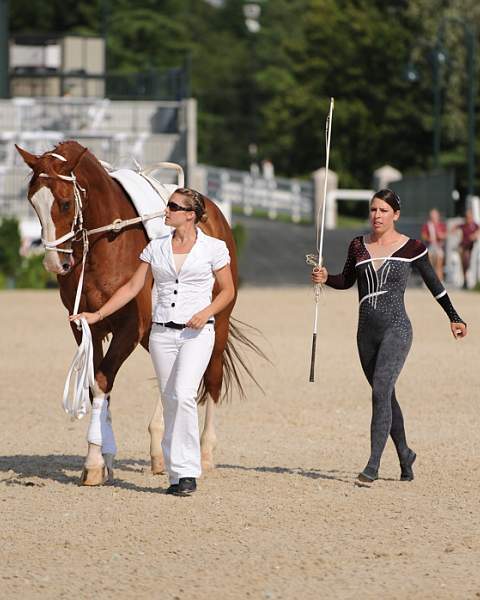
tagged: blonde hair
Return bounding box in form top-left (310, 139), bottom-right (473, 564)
top-left (174, 187), bottom-right (208, 223)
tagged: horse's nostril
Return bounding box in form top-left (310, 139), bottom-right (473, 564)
top-left (62, 263), bottom-right (70, 271)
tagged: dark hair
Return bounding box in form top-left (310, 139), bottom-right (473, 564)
top-left (173, 187), bottom-right (208, 223)
top-left (371, 188), bottom-right (401, 212)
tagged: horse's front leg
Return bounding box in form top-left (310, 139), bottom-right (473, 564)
top-left (200, 395), bottom-right (217, 471)
top-left (82, 336), bottom-right (117, 485)
top-left (81, 323), bottom-right (138, 486)
top-left (83, 382), bottom-right (117, 485)
top-left (148, 395), bottom-right (165, 474)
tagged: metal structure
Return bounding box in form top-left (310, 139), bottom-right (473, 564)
top-left (0, 97), bottom-right (198, 223)
top-left (0, 0), bottom-right (8, 99)
top-left (390, 170), bottom-right (455, 220)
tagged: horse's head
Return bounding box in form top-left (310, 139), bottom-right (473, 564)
top-left (16, 142), bottom-right (88, 275)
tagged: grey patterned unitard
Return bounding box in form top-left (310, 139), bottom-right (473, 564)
top-left (326, 237), bottom-right (464, 477)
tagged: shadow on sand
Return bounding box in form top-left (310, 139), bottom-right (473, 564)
top-left (0, 455), bottom-right (398, 492)
top-left (217, 463), bottom-right (354, 484)
top-left (0, 454), bottom-right (170, 494)
top-left (217, 463), bottom-right (398, 484)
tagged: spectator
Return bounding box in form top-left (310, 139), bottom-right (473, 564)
top-left (421, 208), bottom-right (447, 280)
top-left (261, 159), bottom-right (275, 180)
top-left (455, 208), bottom-right (479, 289)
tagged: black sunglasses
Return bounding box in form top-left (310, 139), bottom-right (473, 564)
top-left (167, 201), bottom-right (193, 212)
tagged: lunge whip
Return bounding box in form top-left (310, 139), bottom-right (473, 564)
top-left (306, 97), bottom-right (334, 382)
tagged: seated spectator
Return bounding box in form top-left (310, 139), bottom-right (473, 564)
top-left (454, 208), bottom-right (479, 289)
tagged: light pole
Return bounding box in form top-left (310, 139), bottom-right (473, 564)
top-left (243, 2), bottom-right (262, 164)
top-left (406, 18), bottom-right (476, 196)
top-left (406, 42), bottom-right (446, 169)
top-left (0, 0), bottom-right (9, 98)
top-left (436, 17), bottom-right (476, 197)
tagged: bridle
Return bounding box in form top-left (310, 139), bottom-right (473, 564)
top-left (39, 170), bottom-right (86, 256)
top-left (38, 152), bottom-right (166, 255)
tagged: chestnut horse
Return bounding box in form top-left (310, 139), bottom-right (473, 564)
top-left (16, 140), bottom-right (257, 485)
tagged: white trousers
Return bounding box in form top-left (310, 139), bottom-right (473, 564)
top-left (149, 323), bottom-right (215, 484)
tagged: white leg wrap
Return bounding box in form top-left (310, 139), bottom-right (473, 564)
top-left (86, 394), bottom-right (117, 455)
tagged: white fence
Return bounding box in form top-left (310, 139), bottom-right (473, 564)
top-left (0, 165), bottom-right (34, 220)
top-left (193, 164), bottom-right (314, 223)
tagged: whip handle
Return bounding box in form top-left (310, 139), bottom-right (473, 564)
top-left (309, 332), bottom-right (317, 382)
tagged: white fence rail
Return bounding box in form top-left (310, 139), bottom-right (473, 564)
top-left (194, 164), bottom-right (314, 223)
top-left (0, 165), bottom-right (34, 220)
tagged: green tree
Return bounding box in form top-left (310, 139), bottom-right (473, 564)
top-left (0, 218), bottom-right (22, 286)
top-left (9, 0), bottom-right (480, 193)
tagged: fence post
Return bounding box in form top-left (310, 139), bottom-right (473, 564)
top-left (190, 164), bottom-right (207, 195)
top-left (373, 164), bottom-right (402, 190)
top-left (291, 182), bottom-right (301, 223)
top-left (184, 98), bottom-right (197, 186)
top-left (268, 179), bottom-right (277, 219)
top-left (243, 174), bottom-right (253, 215)
top-left (313, 168), bottom-right (338, 229)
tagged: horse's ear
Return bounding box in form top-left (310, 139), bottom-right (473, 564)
top-left (15, 145), bottom-right (39, 169)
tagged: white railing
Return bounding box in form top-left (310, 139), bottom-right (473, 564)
top-left (194, 164), bottom-right (314, 223)
top-left (0, 165), bottom-right (34, 220)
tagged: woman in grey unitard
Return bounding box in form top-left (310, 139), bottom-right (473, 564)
top-left (312, 189), bottom-right (467, 484)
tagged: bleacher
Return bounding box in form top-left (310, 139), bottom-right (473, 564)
top-left (0, 96), bottom-right (196, 220)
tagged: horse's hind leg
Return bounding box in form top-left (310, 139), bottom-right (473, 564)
top-left (200, 395), bottom-right (217, 471)
top-left (148, 395), bottom-right (165, 474)
top-left (200, 336), bottom-right (225, 471)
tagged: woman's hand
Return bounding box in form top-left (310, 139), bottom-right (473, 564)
top-left (69, 311), bottom-right (103, 325)
top-left (451, 322), bottom-right (467, 339)
top-left (312, 267), bottom-right (328, 285)
top-left (186, 309), bottom-right (211, 329)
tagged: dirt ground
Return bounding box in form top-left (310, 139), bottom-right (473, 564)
top-left (1, 287), bottom-right (479, 600)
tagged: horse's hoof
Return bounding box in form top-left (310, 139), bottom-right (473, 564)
top-left (201, 454), bottom-right (216, 472)
top-left (151, 456), bottom-right (165, 475)
top-left (80, 465), bottom-right (107, 486)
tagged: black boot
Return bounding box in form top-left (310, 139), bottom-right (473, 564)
top-left (400, 449), bottom-right (416, 481)
top-left (173, 477), bottom-right (197, 496)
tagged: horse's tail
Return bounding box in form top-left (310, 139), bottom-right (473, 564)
top-left (198, 317), bottom-right (268, 404)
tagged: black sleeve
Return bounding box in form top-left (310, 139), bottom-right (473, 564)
top-left (326, 241), bottom-right (357, 290)
top-left (414, 253), bottom-right (465, 324)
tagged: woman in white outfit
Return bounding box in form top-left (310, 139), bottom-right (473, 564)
top-left (70, 188), bottom-right (235, 496)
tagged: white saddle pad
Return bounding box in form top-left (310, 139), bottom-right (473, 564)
top-left (110, 169), bottom-right (177, 240)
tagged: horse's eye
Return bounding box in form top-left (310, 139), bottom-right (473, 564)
top-left (60, 201), bottom-right (70, 213)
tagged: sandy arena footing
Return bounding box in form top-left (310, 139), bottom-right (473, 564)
top-left (0, 287), bottom-right (479, 599)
